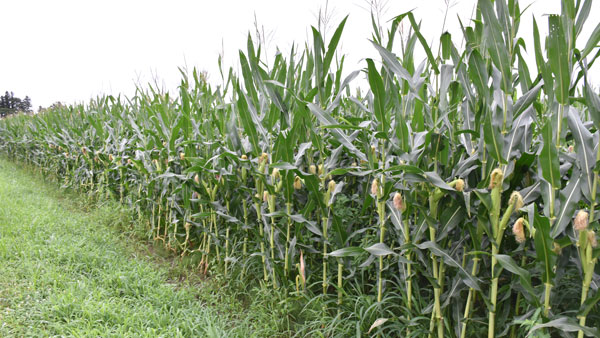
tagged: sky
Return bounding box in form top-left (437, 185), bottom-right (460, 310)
top-left (1, 0), bottom-right (599, 111)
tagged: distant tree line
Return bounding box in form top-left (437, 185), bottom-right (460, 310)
top-left (0, 91), bottom-right (32, 118)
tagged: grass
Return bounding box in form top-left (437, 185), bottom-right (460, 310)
top-left (0, 157), bottom-right (290, 337)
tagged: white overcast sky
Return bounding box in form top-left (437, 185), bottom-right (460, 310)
top-left (1, 0), bottom-right (599, 110)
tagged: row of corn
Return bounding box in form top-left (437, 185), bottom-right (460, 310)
top-left (2, 0), bottom-right (600, 336)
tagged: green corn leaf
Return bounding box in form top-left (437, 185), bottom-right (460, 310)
top-left (392, 12), bottom-right (439, 74)
top-left (513, 81), bottom-right (543, 117)
top-left (438, 206), bottom-right (465, 241)
top-left (386, 201), bottom-right (406, 238)
top-left (533, 212), bottom-right (556, 283)
top-left (241, 91), bottom-right (267, 139)
top-left (494, 254), bottom-right (538, 305)
top-left (282, 170), bottom-right (294, 202)
top-left (304, 221), bottom-right (324, 238)
top-left (364, 243), bottom-right (395, 256)
top-left (424, 171), bottom-right (455, 191)
top-left (385, 164), bottom-right (425, 175)
top-left (483, 111), bottom-right (506, 164)
top-left (289, 213), bottom-right (318, 228)
top-left (520, 181), bottom-right (542, 204)
top-left (169, 116), bottom-right (184, 151)
top-left (370, 12), bottom-right (381, 44)
top-left (539, 120), bottom-right (561, 188)
top-left (528, 317), bottom-right (599, 337)
top-left (370, 41), bottom-right (412, 84)
top-left (270, 162), bottom-right (297, 170)
top-left (293, 142), bottom-right (311, 167)
top-left (366, 59), bottom-right (388, 133)
top-left (402, 29), bottom-right (417, 77)
top-left (575, 0), bottom-right (593, 38)
top-left (328, 181), bottom-right (344, 206)
top-left (479, 0), bottom-right (511, 93)
top-left (330, 210), bottom-right (348, 246)
top-left (235, 87), bottom-right (260, 155)
top-left (239, 50), bottom-right (259, 105)
top-left (329, 246), bottom-right (364, 257)
top-left (438, 64), bottom-right (454, 110)
top-left (273, 132), bottom-right (292, 163)
top-left (323, 16), bottom-right (348, 76)
top-left (416, 241), bottom-right (481, 291)
top-left (504, 106), bottom-right (534, 163)
top-left (495, 0), bottom-right (511, 43)
top-left (562, 0), bottom-right (576, 19)
top-left (552, 172), bottom-right (582, 238)
top-left (307, 103), bottom-right (367, 161)
top-left (533, 18), bottom-right (554, 101)
top-left (468, 50), bottom-right (489, 99)
top-left (440, 32), bottom-right (452, 60)
top-left (517, 50), bottom-right (533, 93)
top-left (302, 174), bottom-right (326, 211)
top-left (226, 112), bottom-right (241, 153)
top-left (330, 70), bottom-right (361, 111)
top-left (566, 108), bottom-right (595, 200)
top-left (584, 78), bottom-right (600, 129)
top-left (578, 289), bottom-right (600, 317)
top-left (312, 27), bottom-right (325, 103)
top-left (246, 33), bottom-right (257, 65)
top-left (264, 83), bottom-right (289, 128)
top-left (548, 15), bottom-right (570, 105)
top-left (396, 107), bottom-right (410, 152)
top-left (582, 21), bottom-right (600, 59)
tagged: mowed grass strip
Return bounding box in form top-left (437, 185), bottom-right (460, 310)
top-left (0, 159), bottom-right (246, 338)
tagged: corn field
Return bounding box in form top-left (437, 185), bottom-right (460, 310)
top-left (2, 0), bottom-right (600, 336)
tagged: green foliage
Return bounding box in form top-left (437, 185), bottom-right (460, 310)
top-left (1, 1), bottom-right (600, 336)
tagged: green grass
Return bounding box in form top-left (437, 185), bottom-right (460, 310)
top-left (0, 158), bottom-right (289, 337)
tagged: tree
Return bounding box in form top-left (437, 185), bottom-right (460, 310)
top-left (0, 91), bottom-right (32, 118)
top-left (20, 96), bottom-right (31, 112)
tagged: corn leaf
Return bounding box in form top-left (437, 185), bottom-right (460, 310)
top-left (494, 254), bottom-right (538, 305)
top-left (566, 108), bottom-right (595, 201)
top-left (484, 110), bottom-right (506, 164)
top-left (366, 59), bottom-right (388, 133)
top-left (533, 212), bottom-right (556, 283)
top-left (539, 120), bottom-right (561, 188)
top-left (548, 15), bottom-right (570, 105)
